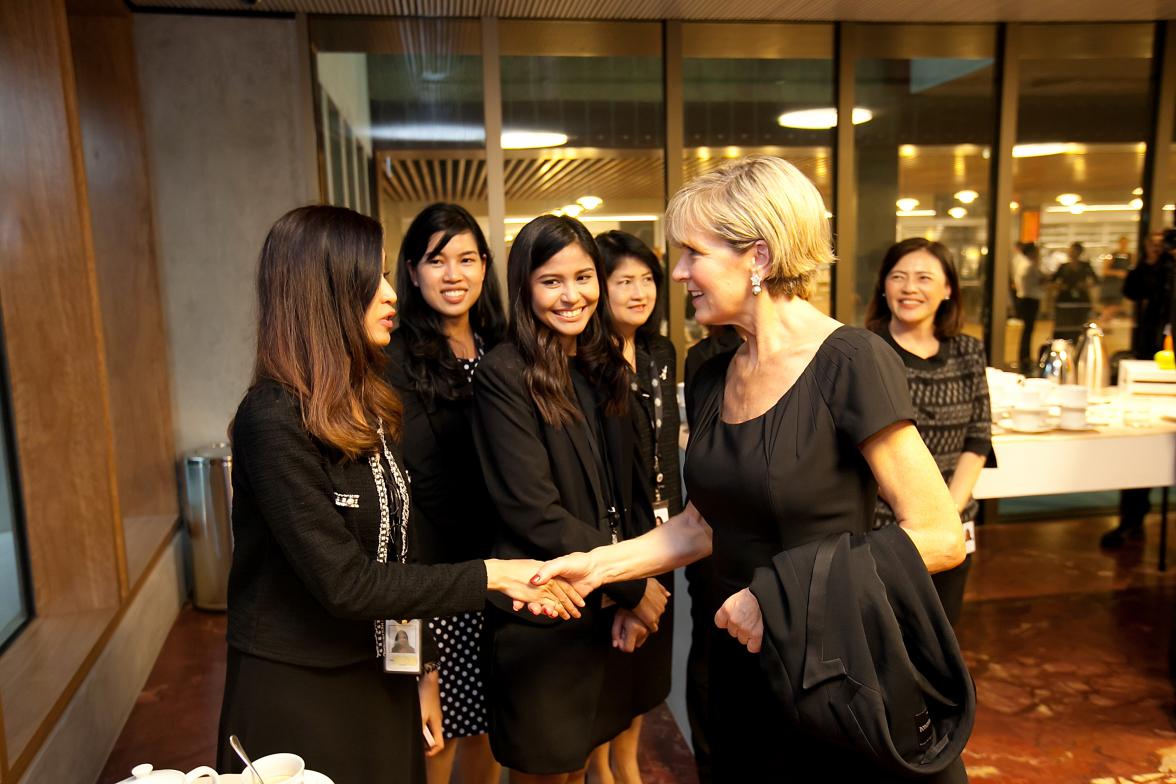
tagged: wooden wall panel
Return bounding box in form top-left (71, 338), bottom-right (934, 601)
top-left (68, 2), bottom-right (179, 522)
top-left (0, 0), bottom-right (122, 614)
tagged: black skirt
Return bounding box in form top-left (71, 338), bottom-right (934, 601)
top-left (217, 647), bottom-right (426, 784)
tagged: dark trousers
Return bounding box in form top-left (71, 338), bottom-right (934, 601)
top-left (1119, 488), bottom-right (1152, 530)
top-left (1014, 297), bottom-right (1040, 370)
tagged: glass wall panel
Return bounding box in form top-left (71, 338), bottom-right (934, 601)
top-left (852, 25), bottom-right (998, 341)
top-left (0, 311), bottom-right (31, 650)
top-left (499, 21), bottom-right (666, 318)
top-left (311, 19), bottom-right (485, 262)
top-left (1011, 24), bottom-right (1154, 372)
top-left (681, 24), bottom-right (835, 347)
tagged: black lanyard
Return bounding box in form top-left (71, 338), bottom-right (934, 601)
top-left (582, 407), bottom-right (624, 544)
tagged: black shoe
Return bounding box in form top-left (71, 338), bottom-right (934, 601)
top-left (1100, 525), bottom-right (1144, 549)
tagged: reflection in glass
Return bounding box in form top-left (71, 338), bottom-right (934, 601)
top-left (0, 313), bottom-right (31, 650)
top-left (682, 24), bottom-right (835, 349)
top-left (499, 22), bottom-right (665, 325)
top-left (853, 28), bottom-right (997, 342)
top-left (1012, 24), bottom-right (1154, 372)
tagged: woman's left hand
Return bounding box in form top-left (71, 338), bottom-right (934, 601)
top-left (611, 608), bottom-right (650, 653)
top-left (714, 588), bottom-right (763, 653)
top-left (418, 669), bottom-right (444, 757)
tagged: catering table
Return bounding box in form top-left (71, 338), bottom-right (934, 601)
top-left (974, 398), bottom-right (1176, 569)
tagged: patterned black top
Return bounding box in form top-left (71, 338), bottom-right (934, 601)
top-left (873, 331), bottom-right (992, 527)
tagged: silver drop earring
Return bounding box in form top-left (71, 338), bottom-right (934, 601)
top-left (751, 271), bottom-right (763, 296)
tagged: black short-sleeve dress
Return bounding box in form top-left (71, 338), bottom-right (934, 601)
top-left (684, 325), bottom-right (920, 780)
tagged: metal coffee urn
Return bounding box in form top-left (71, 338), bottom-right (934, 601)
top-left (1075, 322), bottom-right (1109, 394)
top-left (182, 445), bottom-right (234, 610)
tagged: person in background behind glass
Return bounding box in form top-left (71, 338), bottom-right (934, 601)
top-left (1012, 242), bottom-right (1044, 372)
top-left (1099, 236), bottom-right (1133, 320)
top-left (384, 203), bottom-right (507, 784)
top-left (865, 238), bottom-right (993, 624)
top-left (1051, 241), bottom-right (1098, 343)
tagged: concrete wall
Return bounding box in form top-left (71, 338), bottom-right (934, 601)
top-left (133, 13), bottom-right (318, 454)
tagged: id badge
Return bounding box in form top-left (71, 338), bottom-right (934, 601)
top-left (384, 619), bottom-right (422, 675)
top-left (652, 500), bottom-right (670, 526)
top-left (962, 521), bottom-right (976, 554)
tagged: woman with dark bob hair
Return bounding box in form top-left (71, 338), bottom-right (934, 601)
top-left (865, 237), bottom-right (992, 623)
top-left (218, 205), bottom-right (581, 784)
top-left (385, 203), bottom-right (507, 784)
top-left (587, 230), bottom-right (680, 784)
top-left (472, 215), bottom-right (669, 783)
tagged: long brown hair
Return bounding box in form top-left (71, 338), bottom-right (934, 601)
top-left (253, 205), bottom-right (402, 459)
top-left (507, 215), bottom-right (629, 428)
top-left (865, 237), bottom-right (963, 340)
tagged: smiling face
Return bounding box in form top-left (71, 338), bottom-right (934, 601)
top-left (607, 255), bottom-right (657, 334)
top-left (364, 270), bottom-right (399, 347)
top-left (884, 249), bottom-right (951, 329)
top-left (411, 230), bottom-right (486, 320)
top-left (529, 243), bottom-right (600, 352)
top-left (671, 231), bottom-right (757, 326)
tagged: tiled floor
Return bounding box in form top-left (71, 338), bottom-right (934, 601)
top-left (101, 513), bottom-right (1176, 784)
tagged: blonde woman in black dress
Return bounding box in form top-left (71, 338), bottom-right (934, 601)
top-left (531, 156), bottom-right (966, 781)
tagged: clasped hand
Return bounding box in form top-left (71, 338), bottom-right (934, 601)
top-left (715, 587), bottom-right (762, 653)
top-left (487, 558), bottom-right (585, 619)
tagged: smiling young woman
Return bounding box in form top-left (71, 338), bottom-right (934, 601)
top-left (472, 215), bottom-right (669, 784)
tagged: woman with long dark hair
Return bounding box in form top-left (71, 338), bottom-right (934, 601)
top-left (586, 230), bottom-right (680, 784)
top-left (385, 203), bottom-right (506, 784)
top-left (473, 215), bottom-right (670, 783)
top-left (218, 205), bottom-right (580, 784)
top-left (865, 237), bottom-right (992, 623)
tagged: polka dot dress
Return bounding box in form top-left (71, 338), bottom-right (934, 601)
top-left (428, 612), bottom-right (488, 739)
top-left (429, 352), bottom-right (488, 740)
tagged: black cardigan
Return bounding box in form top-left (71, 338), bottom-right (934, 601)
top-left (226, 379), bottom-right (488, 668)
top-left (473, 344), bottom-right (646, 617)
top-left (383, 333), bottom-right (500, 565)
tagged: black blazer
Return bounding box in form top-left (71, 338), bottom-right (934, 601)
top-left (749, 524), bottom-right (973, 780)
top-left (226, 380), bottom-right (488, 668)
top-left (384, 333), bottom-right (500, 565)
top-left (473, 344), bottom-right (647, 621)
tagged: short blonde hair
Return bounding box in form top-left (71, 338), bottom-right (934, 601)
top-left (666, 155), bottom-right (834, 299)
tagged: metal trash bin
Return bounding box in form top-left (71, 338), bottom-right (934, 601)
top-left (183, 444), bottom-right (233, 610)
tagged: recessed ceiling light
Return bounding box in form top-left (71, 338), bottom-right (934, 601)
top-left (948, 207), bottom-right (967, 219)
top-left (1010, 201), bottom-right (1020, 211)
top-left (1013, 143), bottom-right (1076, 158)
top-left (777, 107), bottom-right (873, 130)
top-left (896, 198), bottom-right (920, 212)
top-left (1132, 187), bottom-right (1144, 196)
top-left (577, 196), bottom-right (603, 211)
top-left (896, 209), bottom-right (937, 217)
top-left (502, 130), bottom-right (568, 149)
top-left (1069, 204), bottom-right (1085, 215)
top-left (899, 145), bottom-right (917, 158)
top-left (1129, 198), bottom-right (1143, 210)
top-left (1056, 193), bottom-right (1082, 207)
top-left (955, 190), bottom-right (979, 204)
top-left (561, 204), bottom-right (584, 217)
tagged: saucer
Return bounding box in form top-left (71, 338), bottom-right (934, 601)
top-left (999, 419), bottom-right (1053, 434)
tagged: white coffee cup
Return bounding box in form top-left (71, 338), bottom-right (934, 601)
top-left (1011, 405), bottom-right (1047, 431)
top-left (244, 754), bottom-right (305, 784)
top-left (1020, 378), bottom-right (1053, 406)
top-left (1057, 384), bottom-right (1088, 409)
top-left (1059, 406), bottom-right (1087, 430)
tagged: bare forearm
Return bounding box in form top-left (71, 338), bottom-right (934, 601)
top-left (948, 452), bottom-right (987, 513)
top-left (590, 503), bottom-right (712, 585)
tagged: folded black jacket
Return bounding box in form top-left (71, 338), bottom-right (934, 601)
top-left (749, 524), bottom-right (974, 780)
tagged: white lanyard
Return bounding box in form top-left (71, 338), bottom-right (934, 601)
top-left (368, 422), bottom-right (410, 657)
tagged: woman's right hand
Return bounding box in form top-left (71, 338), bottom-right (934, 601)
top-left (630, 578), bottom-right (670, 632)
top-left (485, 559), bottom-right (585, 620)
top-left (611, 609), bottom-right (650, 653)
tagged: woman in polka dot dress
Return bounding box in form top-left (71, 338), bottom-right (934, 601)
top-left (385, 203), bottom-right (507, 784)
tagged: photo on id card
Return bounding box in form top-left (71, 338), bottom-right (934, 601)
top-left (384, 619), bottom-right (422, 674)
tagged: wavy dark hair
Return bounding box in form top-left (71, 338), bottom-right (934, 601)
top-left (507, 215), bottom-right (629, 428)
top-left (865, 237), bottom-right (963, 340)
top-left (393, 203), bottom-right (506, 406)
top-left (252, 205), bottom-right (402, 459)
top-left (595, 230), bottom-right (664, 340)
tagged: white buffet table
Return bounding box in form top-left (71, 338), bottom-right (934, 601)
top-left (974, 394), bottom-right (1176, 569)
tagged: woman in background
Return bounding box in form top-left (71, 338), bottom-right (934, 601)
top-left (865, 237), bottom-right (992, 624)
top-left (385, 203), bottom-right (506, 784)
top-left (473, 215), bottom-right (669, 784)
top-left (587, 230), bottom-right (681, 784)
top-left (219, 205), bottom-right (579, 784)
